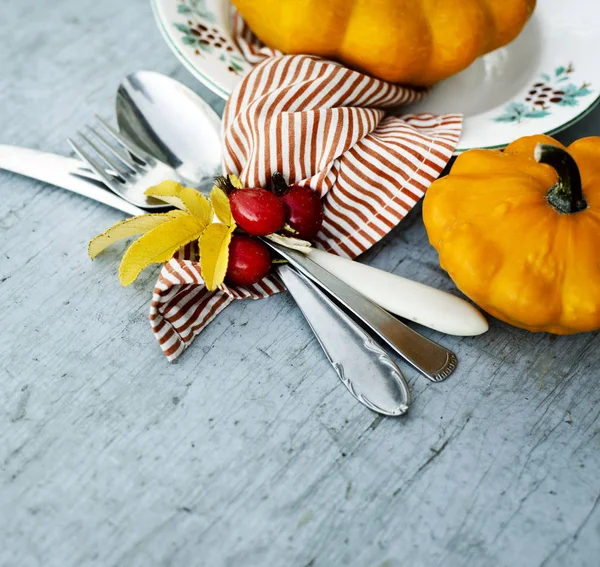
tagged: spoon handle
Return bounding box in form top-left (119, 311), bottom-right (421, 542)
top-left (265, 240), bottom-right (457, 382)
top-left (278, 265), bottom-right (411, 416)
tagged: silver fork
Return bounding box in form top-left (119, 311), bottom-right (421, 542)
top-left (67, 116), bottom-right (175, 210)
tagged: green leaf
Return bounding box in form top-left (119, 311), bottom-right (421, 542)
top-left (174, 23), bottom-right (190, 33)
top-left (505, 102), bottom-right (526, 115)
top-left (524, 110), bottom-right (550, 118)
top-left (230, 60), bottom-right (244, 73)
top-left (177, 4), bottom-right (192, 13)
top-left (563, 84), bottom-right (579, 95)
top-left (197, 11), bottom-right (216, 23)
top-left (558, 97), bottom-right (579, 107)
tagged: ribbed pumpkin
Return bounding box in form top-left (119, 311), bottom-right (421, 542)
top-left (231, 0), bottom-right (536, 86)
top-left (423, 135), bottom-right (600, 335)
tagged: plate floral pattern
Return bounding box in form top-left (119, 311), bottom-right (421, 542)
top-left (152, 0), bottom-right (250, 97)
top-left (172, 0), bottom-right (247, 75)
top-left (495, 64), bottom-right (593, 123)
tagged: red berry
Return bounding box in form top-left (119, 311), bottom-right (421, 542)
top-left (281, 185), bottom-right (324, 241)
top-left (230, 188), bottom-right (286, 236)
top-left (225, 235), bottom-right (272, 287)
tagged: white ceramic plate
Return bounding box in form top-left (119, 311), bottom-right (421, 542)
top-left (152, 0), bottom-right (600, 151)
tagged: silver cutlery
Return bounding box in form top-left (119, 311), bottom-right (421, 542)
top-left (0, 145), bottom-right (412, 414)
top-left (0, 71), bottom-right (471, 410)
top-left (278, 265), bottom-right (411, 415)
top-left (112, 71), bottom-right (459, 381)
top-left (0, 141), bottom-right (486, 338)
top-left (0, 145), bottom-right (143, 216)
top-left (114, 71), bottom-right (487, 338)
top-left (66, 112), bottom-right (456, 383)
top-left (265, 240), bottom-right (456, 382)
top-left (116, 71), bottom-right (222, 192)
top-left (67, 117), bottom-right (176, 210)
top-left (64, 131), bottom-right (415, 415)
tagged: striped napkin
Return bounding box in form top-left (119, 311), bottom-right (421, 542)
top-left (150, 14), bottom-right (463, 361)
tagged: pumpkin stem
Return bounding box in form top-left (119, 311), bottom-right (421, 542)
top-left (534, 143), bottom-right (587, 214)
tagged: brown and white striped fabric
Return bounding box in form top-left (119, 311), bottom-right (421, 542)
top-left (150, 15), bottom-right (463, 361)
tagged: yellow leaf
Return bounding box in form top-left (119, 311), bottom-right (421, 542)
top-left (199, 223), bottom-right (234, 291)
top-left (88, 210), bottom-right (184, 259)
top-left (228, 174), bottom-right (243, 189)
top-left (118, 215), bottom-right (207, 286)
top-left (179, 187), bottom-right (212, 226)
top-left (144, 180), bottom-right (187, 210)
top-left (210, 186), bottom-right (234, 227)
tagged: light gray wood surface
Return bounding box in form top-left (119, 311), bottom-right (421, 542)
top-left (1, 1), bottom-right (599, 566)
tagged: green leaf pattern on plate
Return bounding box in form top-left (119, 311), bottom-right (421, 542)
top-left (172, 0), bottom-right (249, 75)
top-left (494, 63), bottom-right (593, 123)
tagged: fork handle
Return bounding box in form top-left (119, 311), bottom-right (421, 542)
top-left (264, 240), bottom-right (457, 382)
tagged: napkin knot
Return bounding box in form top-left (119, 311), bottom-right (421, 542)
top-left (150, 21), bottom-right (463, 361)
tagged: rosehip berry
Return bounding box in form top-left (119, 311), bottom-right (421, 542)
top-left (229, 188), bottom-right (286, 236)
top-left (225, 235), bottom-right (272, 287)
top-left (281, 185), bottom-right (324, 241)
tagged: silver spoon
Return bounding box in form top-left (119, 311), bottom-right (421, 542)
top-left (117, 72), bottom-right (222, 193)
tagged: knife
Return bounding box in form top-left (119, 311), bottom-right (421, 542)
top-left (0, 144), bottom-right (142, 216)
top-left (0, 145), bottom-right (488, 337)
top-left (0, 144), bottom-right (412, 415)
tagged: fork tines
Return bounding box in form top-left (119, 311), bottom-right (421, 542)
top-left (67, 116), bottom-right (153, 187)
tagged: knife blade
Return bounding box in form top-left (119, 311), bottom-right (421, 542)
top-left (0, 145), bottom-right (144, 216)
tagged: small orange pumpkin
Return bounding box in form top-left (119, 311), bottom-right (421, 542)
top-left (423, 135), bottom-right (600, 334)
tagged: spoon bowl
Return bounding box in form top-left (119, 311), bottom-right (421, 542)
top-left (116, 71), bottom-right (222, 193)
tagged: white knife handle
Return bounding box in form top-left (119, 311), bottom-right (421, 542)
top-left (307, 248), bottom-right (488, 336)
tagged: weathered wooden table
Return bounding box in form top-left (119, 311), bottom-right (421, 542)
top-left (1, 1), bottom-right (599, 566)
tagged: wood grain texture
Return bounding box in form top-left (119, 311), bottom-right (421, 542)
top-left (0, 1), bottom-right (599, 566)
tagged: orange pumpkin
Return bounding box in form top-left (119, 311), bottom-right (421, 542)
top-left (423, 135), bottom-right (600, 335)
top-left (231, 0), bottom-right (536, 86)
